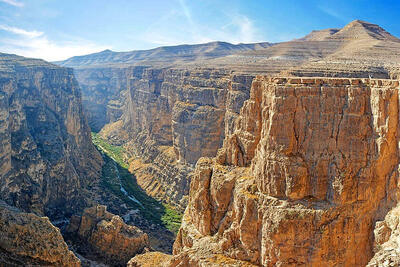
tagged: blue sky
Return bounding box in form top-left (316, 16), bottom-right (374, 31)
top-left (0, 0), bottom-right (399, 61)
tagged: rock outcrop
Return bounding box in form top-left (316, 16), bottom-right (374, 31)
top-left (66, 205), bottom-right (149, 266)
top-left (127, 252), bottom-right (172, 267)
top-left (0, 53), bottom-right (102, 218)
top-left (0, 200), bottom-right (80, 266)
top-left (170, 77), bottom-right (400, 266)
top-left (368, 205), bottom-right (400, 266)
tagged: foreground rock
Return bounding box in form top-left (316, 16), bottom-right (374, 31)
top-left (170, 77), bottom-right (400, 266)
top-left (368, 205), bottom-right (400, 266)
top-left (127, 252), bottom-right (172, 267)
top-left (66, 205), bottom-right (149, 266)
top-left (0, 200), bottom-right (80, 266)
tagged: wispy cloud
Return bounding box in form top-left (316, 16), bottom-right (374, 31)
top-left (0, 25), bottom-right (43, 38)
top-left (0, 25), bottom-right (109, 61)
top-left (141, 5), bottom-right (264, 47)
top-left (0, 0), bottom-right (24, 7)
top-left (178, 0), bottom-right (193, 26)
top-left (318, 5), bottom-right (348, 22)
top-left (221, 13), bottom-right (260, 43)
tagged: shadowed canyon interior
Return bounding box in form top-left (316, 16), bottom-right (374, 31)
top-left (1, 19), bottom-right (400, 266)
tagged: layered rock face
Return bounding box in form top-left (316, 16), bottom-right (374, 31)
top-left (170, 77), bottom-right (400, 266)
top-left (123, 68), bottom-right (251, 165)
top-left (66, 205), bottom-right (149, 266)
top-left (0, 200), bottom-right (80, 266)
top-left (73, 67), bottom-right (131, 131)
top-left (94, 67), bottom-right (254, 209)
top-left (0, 53), bottom-right (102, 217)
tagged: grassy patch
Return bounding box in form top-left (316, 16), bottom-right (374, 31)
top-left (92, 133), bottom-right (127, 168)
top-left (91, 132), bottom-right (183, 234)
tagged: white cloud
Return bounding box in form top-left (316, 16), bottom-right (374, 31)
top-left (0, 0), bottom-right (24, 7)
top-left (0, 25), bottom-right (110, 61)
top-left (0, 25), bottom-right (43, 38)
top-left (220, 14), bottom-right (260, 43)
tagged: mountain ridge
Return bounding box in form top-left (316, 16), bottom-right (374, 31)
top-left (55, 41), bottom-right (272, 68)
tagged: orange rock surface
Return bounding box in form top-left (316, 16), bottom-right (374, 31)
top-left (66, 205), bottom-right (149, 266)
top-left (170, 77), bottom-right (400, 266)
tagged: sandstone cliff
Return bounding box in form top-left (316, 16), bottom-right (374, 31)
top-left (0, 200), bottom-right (80, 266)
top-left (65, 205), bottom-right (149, 266)
top-left (0, 53), bottom-right (102, 218)
top-left (92, 67), bottom-right (254, 210)
top-left (72, 67), bottom-right (130, 132)
top-left (168, 77), bottom-right (400, 266)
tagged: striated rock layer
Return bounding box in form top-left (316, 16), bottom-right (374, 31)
top-left (0, 53), bottom-right (102, 218)
top-left (0, 200), bottom-right (80, 266)
top-left (94, 67), bottom-right (254, 209)
top-left (72, 67), bottom-right (130, 132)
top-left (169, 77), bottom-right (400, 266)
top-left (65, 205), bottom-right (149, 266)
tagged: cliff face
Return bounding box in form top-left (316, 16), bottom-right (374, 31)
top-left (0, 53), bottom-right (102, 217)
top-left (88, 67), bottom-right (254, 209)
top-left (0, 200), bottom-right (80, 266)
top-left (171, 77), bottom-right (400, 266)
top-left (73, 67), bottom-right (131, 132)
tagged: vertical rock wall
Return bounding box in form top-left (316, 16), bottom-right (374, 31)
top-left (0, 56), bottom-right (102, 217)
top-left (172, 77), bottom-right (400, 266)
top-left (90, 66), bottom-right (254, 209)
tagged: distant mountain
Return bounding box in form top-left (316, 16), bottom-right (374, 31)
top-left (56, 20), bottom-right (400, 77)
top-left (56, 41), bottom-right (271, 68)
top-left (205, 20), bottom-right (400, 76)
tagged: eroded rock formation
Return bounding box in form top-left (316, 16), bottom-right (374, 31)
top-left (127, 252), bottom-right (172, 267)
top-left (66, 205), bottom-right (149, 266)
top-left (94, 68), bottom-right (255, 209)
top-left (368, 204), bottom-right (400, 266)
top-left (169, 77), bottom-right (400, 266)
top-left (0, 200), bottom-right (80, 266)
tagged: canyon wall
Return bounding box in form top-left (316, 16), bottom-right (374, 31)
top-left (73, 67), bottom-right (133, 132)
top-left (0, 54), bottom-right (102, 218)
top-left (169, 77), bottom-right (400, 266)
top-left (76, 66), bottom-right (254, 209)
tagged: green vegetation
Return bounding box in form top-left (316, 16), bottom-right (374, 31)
top-left (92, 133), bottom-right (127, 168)
top-left (91, 132), bottom-right (183, 234)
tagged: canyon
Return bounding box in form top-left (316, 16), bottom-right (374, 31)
top-left (1, 19), bottom-right (400, 266)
